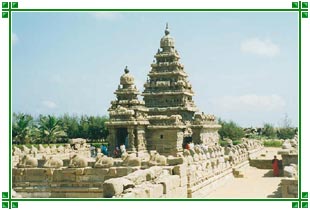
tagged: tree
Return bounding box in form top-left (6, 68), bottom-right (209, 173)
top-left (79, 115), bottom-right (90, 139)
top-left (262, 123), bottom-right (276, 139)
top-left (38, 115), bottom-right (67, 144)
top-left (277, 127), bottom-right (296, 139)
top-left (87, 116), bottom-right (109, 141)
top-left (218, 119), bottom-right (245, 141)
top-left (277, 114), bottom-right (296, 139)
top-left (12, 113), bottom-right (33, 144)
top-left (60, 114), bottom-right (80, 139)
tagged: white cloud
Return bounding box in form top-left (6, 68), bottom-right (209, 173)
top-left (42, 100), bottom-right (57, 109)
top-left (212, 94), bottom-right (286, 112)
top-left (91, 12), bottom-right (122, 20)
top-left (240, 38), bottom-right (280, 57)
top-left (12, 33), bottom-right (19, 45)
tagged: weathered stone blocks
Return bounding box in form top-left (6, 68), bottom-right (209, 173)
top-left (102, 177), bottom-right (134, 198)
top-left (156, 175), bottom-right (180, 194)
top-left (167, 156), bottom-right (184, 166)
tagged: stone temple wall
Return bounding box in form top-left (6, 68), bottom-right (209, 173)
top-left (13, 140), bottom-right (264, 198)
top-left (146, 129), bottom-right (183, 156)
top-left (278, 136), bottom-right (298, 198)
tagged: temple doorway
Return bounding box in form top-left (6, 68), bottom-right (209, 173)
top-left (116, 128), bottom-right (128, 147)
top-left (182, 136), bottom-right (192, 149)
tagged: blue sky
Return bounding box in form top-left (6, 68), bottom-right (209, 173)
top-left (12, 12), bottom-right (298, 127)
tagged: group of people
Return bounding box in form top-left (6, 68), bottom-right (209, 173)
top-left (89, 144), bottom-right (108, 157)
top-left (113, 144), bottom-right (126, 158)
top-left (89, 135), bottom-right (129, 159)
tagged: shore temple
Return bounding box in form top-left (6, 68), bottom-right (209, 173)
top-left (105, 24), bottom-right (221, 156)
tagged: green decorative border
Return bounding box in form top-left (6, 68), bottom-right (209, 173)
top-left (1, 1), bottom-right (309, 209)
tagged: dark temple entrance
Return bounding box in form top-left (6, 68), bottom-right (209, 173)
top-left (116, 128), bottom-right (128, 147)
top-left (182, 136), bottom-right (192, 149)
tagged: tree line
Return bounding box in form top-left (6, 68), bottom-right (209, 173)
top-left (12, 113), bottom-right (109, 145)
top-left (13, 112), bottom-right (297, 146)
top-left (218, 117), bottom-right (297, 143)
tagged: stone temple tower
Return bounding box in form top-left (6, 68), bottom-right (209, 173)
top-left (142, 24), bottom-right (221, 155)
top-left (106, 25), bottom-right (221, 157)
top-left (105, 66), bottom-right (149, 154)
top-left (142, 23), bottom-right (198, 121)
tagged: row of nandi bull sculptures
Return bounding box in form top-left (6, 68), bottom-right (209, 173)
top-left (13, 138), bottom-right (91, 168)
top-left (14, 138), bottom-right (263, 170)
top-left (13, 138), bottom-right (90, 157)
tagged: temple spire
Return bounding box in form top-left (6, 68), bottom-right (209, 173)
top-left (165, 22), bottom-right (170, 35)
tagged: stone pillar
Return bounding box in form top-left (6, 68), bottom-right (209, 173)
top-left (128, 127), bottom-right (136, 152)
top-left (136, 126), bottom-right (147, 151)
top-left (108, 128), bottom-right (117, 154)
top-left (191, 127), bottom-right (203, 145)
top-left (176, 130), bottom-right (184, 152)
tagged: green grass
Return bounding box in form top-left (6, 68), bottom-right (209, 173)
top-left (263, 140), bottom-right (283, 147)
top-left (91, 142), bottom-right (109, 148)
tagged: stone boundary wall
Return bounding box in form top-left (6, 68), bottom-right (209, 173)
top-left (281, 153), bottom-right (298, 166)
top-left (281, 178), bottom-right (298, 198)
top-left (13, 167), bottom-right (138, 198)
top-left (104, 166), bottom-right (187, 198)
top-left (13, 140), bottom-right (264, 198)
top-left (249, 159), bottom-right (273, 169)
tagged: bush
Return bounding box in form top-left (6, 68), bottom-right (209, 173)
top-left (219, 140), bottom-right (228, 147)
top-left (277, 127), bottom-right (296, 139)
top-left (263, 140), bottom-right (283, 147)
top-left (262, 123), bottom-right (276, 139)
top-left (218, 119), bottom-right (245, 141)
top-left (233, 140), bottom-right (242, 145)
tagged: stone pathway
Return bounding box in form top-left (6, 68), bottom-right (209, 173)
top-left (207, 166), bottom-right (283, 198)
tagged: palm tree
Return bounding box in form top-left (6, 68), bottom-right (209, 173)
top-left (38, 115), bottom-right (67, 145)
top-left (12, 113), bottom-right (33, 144)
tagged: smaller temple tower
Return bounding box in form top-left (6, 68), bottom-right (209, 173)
top-left (105, 66), bottom-right (149, 154)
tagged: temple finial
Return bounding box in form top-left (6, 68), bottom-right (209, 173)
top-left (124, 66), bottom-right (129, 73)
top-left (165, 22), bottom-right (170, 35)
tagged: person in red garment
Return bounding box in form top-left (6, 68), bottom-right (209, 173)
top-left (272, 155), bottom-right (280, 176)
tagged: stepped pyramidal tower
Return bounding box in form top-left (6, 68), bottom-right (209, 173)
top-left (142, 23), bottom-right (198, 120)
top-left (106, 24), bottom-right (221, 156)
top-left (105, 66), bottom-right (149, 154)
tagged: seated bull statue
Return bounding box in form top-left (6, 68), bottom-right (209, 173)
top-left (50, 145), bottom-right (57, 154)
top-left (64, 144), bottom-right (71, 153)
top-left (57, 145), bottom-right (65, 153)
top-left (194, 145), bottom-right (203, 154)
top-left (149, 152), bottom-right (167, 166)
top-left (38, 144), bottom-right (45, 153)
top-left (22, 145), bottom-right (30, 154)
top-left (30, 145), bottom-right (38, 156)
top-left (94, 154), bottom-right (114, 168)
top-left (43, 155), bottom-right (63, 168)
top-left (13, 146), bottom-right (22, 156)
top-left (17, 155), bottom-right (38, 168)
top-left (208, 147), bottom-right (216, 158)
top-left (122, 152), bottom-right (141, 167)
top-left (68, 154), bottom-right (88, 168)
top-left (45, 146), bottom-right (51, 154)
